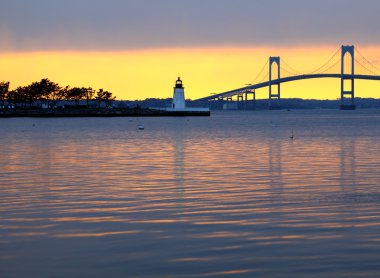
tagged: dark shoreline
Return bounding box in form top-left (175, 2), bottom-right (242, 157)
top-left (0, 108), bottom-right (211, 118)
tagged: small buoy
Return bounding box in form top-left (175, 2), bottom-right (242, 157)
top-left (138, 125), bottom-right (144, 130)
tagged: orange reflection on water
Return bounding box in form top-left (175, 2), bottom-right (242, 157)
top-left (54, 230), bottom-right (142, 238)
top-left (2, 112), bottom-right (380, 277)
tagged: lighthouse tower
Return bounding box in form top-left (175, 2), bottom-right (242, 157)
top-left (172, 77), bottom-right (186, 109)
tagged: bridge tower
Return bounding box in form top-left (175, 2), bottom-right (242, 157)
top-left (269, 57), bottom-right (281, 110)
top-left (341, 45), bottom-right (356, 110)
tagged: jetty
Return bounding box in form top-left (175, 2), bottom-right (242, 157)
top-left (0, 108), bottom-right (210, 118)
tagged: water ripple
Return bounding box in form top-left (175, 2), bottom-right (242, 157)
top-left (1, 110), bottom-right (380, 277)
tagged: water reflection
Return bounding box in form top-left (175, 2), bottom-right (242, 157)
top-left (268, 140), bottom-right (283, 189)
top-left (174, 125), bottom-right (185, 196)
top-left (1, 111), bottom-right (380, 277)
top-left (340, 139), bottom-right (357, 187)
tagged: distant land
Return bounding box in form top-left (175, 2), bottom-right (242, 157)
top-left (119, 98), bottom-right (380, 110)
top-left (2, 79), bottom-right (380, 111)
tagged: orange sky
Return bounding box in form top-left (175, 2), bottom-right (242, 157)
top-left (1, 45), bottom-right (380, 100)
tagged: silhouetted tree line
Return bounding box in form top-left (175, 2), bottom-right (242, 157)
top-left (0, 79), bottom-right (115, 108)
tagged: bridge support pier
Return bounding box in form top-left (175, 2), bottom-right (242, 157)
top-left (340, 45), bottom-right (356, 110)
top-left (245, 90), bottom-right (256, 110)
top-left (237, 95), bottom-right (244, 110)
top-left (269, 57), bottom-right (281, 110)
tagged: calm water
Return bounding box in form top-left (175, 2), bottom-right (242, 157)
top-left (1, 110), bottom-right (380, 277)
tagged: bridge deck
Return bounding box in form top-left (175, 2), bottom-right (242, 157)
top-left (194, 74), bottom-right (380, 102)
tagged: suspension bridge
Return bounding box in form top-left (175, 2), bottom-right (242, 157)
top-left (194, 45), bottom-right (380, 110)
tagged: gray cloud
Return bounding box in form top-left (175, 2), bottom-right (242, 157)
top-left (0, 0), bottom-right (379, 51)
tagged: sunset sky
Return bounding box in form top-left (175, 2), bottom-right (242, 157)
top-left (1, 0), bottom-right (380, 100)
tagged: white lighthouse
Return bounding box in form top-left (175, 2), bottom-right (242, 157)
top-left (172, 77), bottom-right (186, 109)
top-left (163, 77), bottom-right (209, 114)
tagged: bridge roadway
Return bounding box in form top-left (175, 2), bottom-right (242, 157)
top-left (194, 74), bottom-right (380, 102)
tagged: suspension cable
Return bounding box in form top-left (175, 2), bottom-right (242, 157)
top-left (308, 47), bottom-right (341, 74)
top-left (251, 60), bottom-right (269, 84)
top-left (319, 59), bottom-right (341, 74)
top-left (245, 46), bottom-right (380, 85)
top-left (281, 59), bottom-right (303, 75)
top-left (355, 47), bottom-right (380, 74)
top-left (355, 58), bottom-right (379, 76)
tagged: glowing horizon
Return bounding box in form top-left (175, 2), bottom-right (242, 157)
top-left (1, 45), bottom-right (380, 101)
